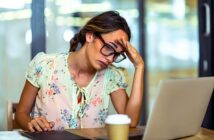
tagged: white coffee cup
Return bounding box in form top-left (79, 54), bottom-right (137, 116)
top-left (105, 114), bottom-right (131, 140)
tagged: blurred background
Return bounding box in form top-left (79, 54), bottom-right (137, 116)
top-left (0, 0), bottom-right (204, 130)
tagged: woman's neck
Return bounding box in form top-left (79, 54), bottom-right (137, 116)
top-left (68, 47), bottom-right (96, 78)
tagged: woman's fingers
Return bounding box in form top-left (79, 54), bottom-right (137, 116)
top-left (39, 116), bottom-right (52, 131)
top-left (27, 122), bottom-right (36, 132)
top-left (27, 116), bottom-right (54, 132)
top-left (120, 38), bottom-right (144, 68)
top-left (115, 39), bottom-right (127, 51)
top-left (30, 119), bottom-right (43, 131)
top-left (49, 121), bottom-right (55, 128)
top-left (35, 117), bottom-right (49, 131)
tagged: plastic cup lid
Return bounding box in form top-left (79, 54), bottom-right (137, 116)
top-left (105, 114), bottom-right (131, 125)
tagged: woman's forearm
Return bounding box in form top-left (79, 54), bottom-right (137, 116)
top-left (125, 66), bottom-right (144, 127)
top-left (15, 112), bottom-right (32, 130)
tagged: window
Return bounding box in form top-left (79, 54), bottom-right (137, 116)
top-left (146, 0), bottom-right (198, 113)
top-left (0, 0), bottom-right (32, 130)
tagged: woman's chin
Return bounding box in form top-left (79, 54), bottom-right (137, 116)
top-left (96, 66), bottom-right (106, 71)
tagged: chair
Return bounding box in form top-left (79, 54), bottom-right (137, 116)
top-left (7, 101), bottom-right (20, 130)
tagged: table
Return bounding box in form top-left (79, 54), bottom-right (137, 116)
top-left (0, 127), bottom-right (214, 140)
top-left (66, 126), bottom-right (214, 140)
top-left (66, 126), bottom-right (144, 139)
top-left (180, 128), bottom-right (214, 140)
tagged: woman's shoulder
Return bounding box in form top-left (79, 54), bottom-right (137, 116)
top-left (107, 65), bottom-right (128, 75)
top-left (103, 65), bottom-right (129, 93)
top-left (105, 65), bottom-right (128, 81)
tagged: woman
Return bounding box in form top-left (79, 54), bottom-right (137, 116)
top-left (15, 11), bottom-right (144, 132)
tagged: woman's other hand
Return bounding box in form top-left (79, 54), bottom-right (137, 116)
top-left (27, 116), bottom-right (55, 132)
top-left (118, 38), bottom-right (144, 69)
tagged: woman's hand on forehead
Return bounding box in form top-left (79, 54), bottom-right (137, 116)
top-left (115, 38), bottom-right (128, 52)
top-left (117, 37), bottom-right (144, 68)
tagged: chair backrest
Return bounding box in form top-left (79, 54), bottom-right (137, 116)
top-left (7, 101), bottom-right (20, 131)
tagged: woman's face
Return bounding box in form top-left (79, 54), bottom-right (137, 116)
top-left (86, 29), bottom-right (129, 70)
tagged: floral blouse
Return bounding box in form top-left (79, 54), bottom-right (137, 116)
top-left (26, 52), bottom-right (128, 130)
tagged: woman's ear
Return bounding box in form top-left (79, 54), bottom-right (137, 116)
top-left (85, 32), bottom-right (95, 43)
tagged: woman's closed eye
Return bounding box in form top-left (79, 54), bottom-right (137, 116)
top-left (102, 44), bottom-right (115, 55)
top-left (108, 42), bottom-right (118, 49)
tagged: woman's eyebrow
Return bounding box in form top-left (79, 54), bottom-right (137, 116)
top-left (108, 40), bottom-right (126, 52)
top-left (108, 42), bottom-right (118, 49)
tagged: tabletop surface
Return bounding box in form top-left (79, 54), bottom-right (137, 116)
top-left (66, 126), bottom-right (144, 139)
top-left (66, 126), bottom-right (214, 140)
top-left (0, 126), bottom-right (214, 140)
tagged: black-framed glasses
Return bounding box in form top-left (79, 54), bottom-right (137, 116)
top-left (96, 34), bottom-right (126, 63)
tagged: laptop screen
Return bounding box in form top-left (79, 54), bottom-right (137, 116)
top-left (143, 77), bottom-right (214, 140)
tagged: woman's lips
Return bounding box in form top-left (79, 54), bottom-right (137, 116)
top-left (98, 60), bottom-right (108, 69)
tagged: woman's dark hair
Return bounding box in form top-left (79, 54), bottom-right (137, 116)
top-left (69, 11), bottom-right (131, 52)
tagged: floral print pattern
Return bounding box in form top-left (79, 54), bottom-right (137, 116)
top-left (26, 52), bottom-right (128, 130)
top-left (94, 108), bottom-right (108, 126)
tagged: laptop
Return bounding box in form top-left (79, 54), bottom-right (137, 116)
top-left (20, 130), bottom-right (90, 140)
top-left (143, 77), bottom-right (214, 140)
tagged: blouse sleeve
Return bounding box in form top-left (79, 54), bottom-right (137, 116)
top-left (25, 52), bottom-right (48, 88)
top-left (105, 66), bottom-right (128, 94)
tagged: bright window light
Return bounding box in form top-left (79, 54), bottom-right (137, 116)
top-left (0, 0), bottom-right (25, 9)
top-left (25, 29), bottom-right (32, 44)
top-left (63, 29), bottom-right (74, 42)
